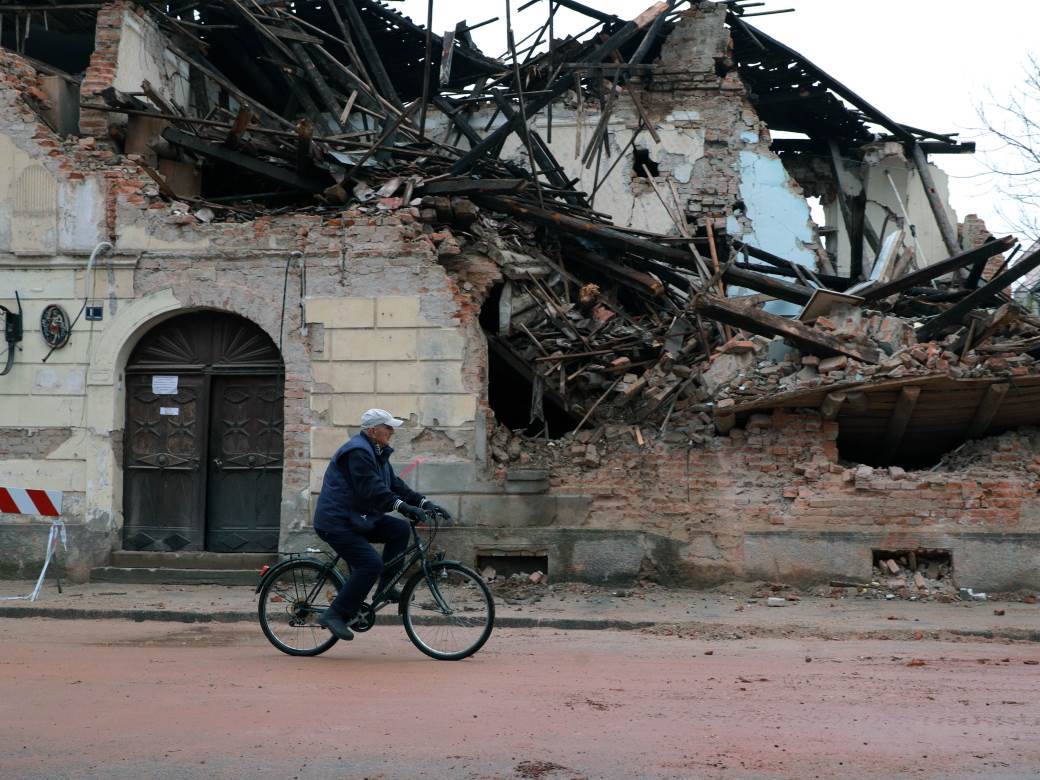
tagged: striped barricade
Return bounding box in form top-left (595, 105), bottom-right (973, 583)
top-left (0, 486), bottom-right (66, 601)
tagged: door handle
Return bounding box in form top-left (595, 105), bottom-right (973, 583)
top-left (213, 458), bottom-right (223, 467)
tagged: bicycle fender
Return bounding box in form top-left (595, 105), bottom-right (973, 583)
top-left (254, 556), bottom-right (332, 594)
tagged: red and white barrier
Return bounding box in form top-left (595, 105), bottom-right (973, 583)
top-left (0, 486), bottom-right (66, 602)
top-left (0, 486), bottom-right (63, 517)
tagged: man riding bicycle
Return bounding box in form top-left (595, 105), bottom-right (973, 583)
top-left (312, 408), bottom-right (450, 641)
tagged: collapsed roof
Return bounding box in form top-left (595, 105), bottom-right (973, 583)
top-left (5, 0), bottom-right (1035, 465)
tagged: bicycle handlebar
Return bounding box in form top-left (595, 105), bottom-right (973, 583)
top-left (410, 507), bottom-right (452, 527)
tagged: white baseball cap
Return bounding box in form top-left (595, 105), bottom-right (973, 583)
top-left (360, 408), bottom-right (404, 428)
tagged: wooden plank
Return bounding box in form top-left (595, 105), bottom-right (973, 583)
top-left (693, 294), bottom-right (880, 363)
top-left (881, 386), bottom-right (921, 461)
top-left (553, 0), bottom-right (618, 23)
top-left (966, 382), bottom-right (1009, 439)
top-left (828, 139), bottom-right (878, 278)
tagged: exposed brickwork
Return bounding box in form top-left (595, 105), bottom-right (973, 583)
top-left (79, 0), bottom-right (132, 140)
top-left (961, 213), bottom-right (1008, 283)
top-left (0, 429), bottom-right (72, 459)
top-left (542, 411), bottom-right (1040, 580)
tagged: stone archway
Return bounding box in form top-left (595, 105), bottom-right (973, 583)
top-left (121, 310), bottom-right (285, 553)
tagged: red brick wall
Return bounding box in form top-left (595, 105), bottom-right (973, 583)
top-left (79, 0), bottom-right (132, 139)
top-left (544, 410), bottom-right (1040, 576)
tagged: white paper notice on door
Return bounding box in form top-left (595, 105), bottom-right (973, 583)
top-left (159, 407), bottom-right (179, 416)
top-left (152, 375), bottom-right (178, 395)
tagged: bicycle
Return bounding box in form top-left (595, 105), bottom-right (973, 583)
top-left (255, 509), bottom-right (494, 661)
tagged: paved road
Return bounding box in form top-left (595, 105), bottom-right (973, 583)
top-left (2, 618), bottom-right (1038, 779)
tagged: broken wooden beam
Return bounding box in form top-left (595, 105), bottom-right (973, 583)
top-left (162, 127), bottom-right (328, 192)
top-left (859, 237), bottom-right (1016, 302)
top-left (966, 382), bottom-right (1009, 439)
top-left (693, 294), bottom-right (880, 364)
top-left (337, 0), bottom-right (403, 110)
top-left (909, 141), bottom-right (962, 259)
top-left (422, 178), bottom-right (528, 195)
top-left (226, 107), bottom-right (254, 148)
top-left (564, 246), bottom-right (665, 297)
top-left (476, 196), bottom-right (816, 304)
top-left (451, 3), bottom-right (668, 174)
top-left (881, 386), bottom-right (921, 461)
top-left (916, 245), bottom-right (1040, 341)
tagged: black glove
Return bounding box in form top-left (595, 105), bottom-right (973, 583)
top-left (398, 503), bottom-right (426, 523)
top-left (422, 500), bottom-right (452, 519)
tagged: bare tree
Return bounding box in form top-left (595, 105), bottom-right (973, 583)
top-left (977, 55), bottom-right (1040, 243)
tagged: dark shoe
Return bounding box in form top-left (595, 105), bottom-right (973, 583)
top-left (318, 608), bottom-right (354, 640)
top-left (379, 586), bottom-right (404, 604)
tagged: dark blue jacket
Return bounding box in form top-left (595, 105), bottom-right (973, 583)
top-left (313, 433), bottom-right (424, 533)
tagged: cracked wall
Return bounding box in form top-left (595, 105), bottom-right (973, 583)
top-left (426, 3), bottom-right (826, 280)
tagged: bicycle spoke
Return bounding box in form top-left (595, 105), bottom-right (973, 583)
top-left (259, 561), bottom-right (341, 656)
top-left (403, 564), bottom-right (494, 660)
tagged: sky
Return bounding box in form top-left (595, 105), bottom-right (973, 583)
top-left (393, 0), bottom-right (1039, 243)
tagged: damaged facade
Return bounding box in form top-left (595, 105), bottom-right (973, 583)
top-left (1, 0), bottom-right (1039, 593)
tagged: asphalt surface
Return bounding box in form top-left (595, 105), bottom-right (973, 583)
top-left (2, 618), bottom-right (1039, 779)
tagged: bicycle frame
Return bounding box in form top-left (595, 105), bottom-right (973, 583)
top-left (256, 514), bottom-right (458, 619)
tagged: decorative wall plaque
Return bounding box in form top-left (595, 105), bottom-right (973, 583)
top-left (40, 304), bottom-right (70, 349)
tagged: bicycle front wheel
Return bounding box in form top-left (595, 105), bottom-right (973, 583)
top-left (258, 560), bottom-right (345, 657)
top-left (401, 562), bottom-right (494, 661)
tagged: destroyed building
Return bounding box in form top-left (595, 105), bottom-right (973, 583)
top-left (1, 0), bottom-right (1039, 593)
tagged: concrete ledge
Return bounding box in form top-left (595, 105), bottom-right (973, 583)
top-left (89, 568), bottom-right (262, 585)
top-left (744, 530), bottom-right (1040, 591)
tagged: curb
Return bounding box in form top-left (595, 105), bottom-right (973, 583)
top-left (0, 606), bottom-right (655, 631)
top-left (2, 606), bottom-right (1038, 641)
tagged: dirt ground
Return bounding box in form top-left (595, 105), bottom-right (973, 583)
top-left (2, 618), bottom-right (1038, 779)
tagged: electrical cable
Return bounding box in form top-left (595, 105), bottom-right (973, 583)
top-left (43, 241), bottom-right (112, 363)
top-left (279, 250), bottom-right (304, 351)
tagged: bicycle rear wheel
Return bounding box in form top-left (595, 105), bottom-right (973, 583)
top-left (401, 562), bottom-right (494, 660)
top-left (258, 560), bottom-right (345, 657)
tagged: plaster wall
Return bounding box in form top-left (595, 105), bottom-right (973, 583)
top-left (113, 9), bottom-right (190, 110)
top-left (823, 147), bottom-right (960, 275)
top-left (429, 2), bottom-right (824, 280)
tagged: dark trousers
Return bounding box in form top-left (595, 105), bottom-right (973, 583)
top-left (315, 514), bottom-right (410, 618)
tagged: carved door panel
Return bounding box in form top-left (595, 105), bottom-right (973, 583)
top-left (204, 376), bottom-right (284, 552)
top-left (123, 311), bottom-right (284, 554)
top-left (123, 374), bottom-right (208, 551)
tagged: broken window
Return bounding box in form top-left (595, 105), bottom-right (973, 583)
top-left (632, 147), bottom-right (659, 179)
top-left (2, 10), bottom-right (95, 76)
top-left (481, 284), bottom-right (577, 438)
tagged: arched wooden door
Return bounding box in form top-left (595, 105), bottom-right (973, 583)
top-left (122, 311), bottom-right (284, 553)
